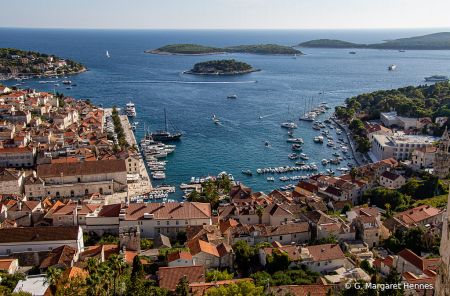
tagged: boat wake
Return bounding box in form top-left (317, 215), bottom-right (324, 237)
top-left (259, 112), bottom-right (281, 119)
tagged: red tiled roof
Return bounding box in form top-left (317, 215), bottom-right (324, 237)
top-left (219, 218), bottom-right (239, 234)
top-left (8, 201), bottom-right (41, 212)
top-left (53, 204), bottom-right (100, 216)
top-left (0, 226), bottom-right (80, 243)
top-left (189, 279), bottom-right (253, 295)
top-left (187, 239), bottom-right (219, 257)
top-left (122, 202), bottom-right (211, 220)
top-left (268, 285), bottom-right (342, 296)
top-left (402, 272), bottom-right (418, 280)
top-left (167, 250), bottom-right (192, 262)
top-left (373, 257), bottom-right (382, 268)
top-left (382, 256), bottom-right (394, 267)
top-left (305, 244), bottom-right (345, 262)
top-left (261, 222), bottom-right (311, 237)
top-left (39, 245), bottom-right (78, 269)
top-left (263, 244), bottom-right (303, 261)
top-left (159, 265), bottom-right (205, 290)
top-left (0, 259), bottom-right (16, 271)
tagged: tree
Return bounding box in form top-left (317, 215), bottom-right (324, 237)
top-left (45, 267), bottom-right (63, 296)
top-left (140, 238), bottom-right (154, 250)
top-left (175, 276), bottom-right (189, 296)
top-left (385, 203), bottom-right (391, 215)
top-left (131, 255), bottom-right (145, 279)
top-left (108, 254), bottom-right (128, 296)
top-left (379, 267), bottom-right (404, 296)
top-left (326, 288), bottom-right (334, 296)
top-left (177, 231), bottom-right (187, 243)
top-left (356, 137), bottom-right (371, 154)
top-left (56, 274), bottom-right (87, 296)
top-left (233, 241), bottom-right (253, 277)
top-left (205, 279), bottom-right (264, 296)
top-left (367, 273), bottom-right (378, 296)
top-left (256, 206), bottom-right (264, 224)
top-left (341, 203), bottom-right (351, 214)
top-left (206, 269), bottom-right (234, 282)
top-left (265, 248), bottom-right (292, 274)
top-left (360, 259), bottom-right (376, 276)
top-left (350, 166), bottom-right (358, 180)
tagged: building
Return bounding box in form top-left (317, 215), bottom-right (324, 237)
top-left (379, 171), bottom-right (406, 188)
top-left (39, 245), bottom-right (78, 272)
top-left (28, 159), bottom-right (127, 199)
top-left (0, 259), bottom-right (18, 274)
top-left (380, 111), bottom-right (418, 130)
top-left (395, 248), bottom-right (439, 276)
top-left (158, 265), bottom-right (205, 291)
top-left (53, 204), bottom-right (100, 226)
top-left (367, 124), bottom-right (393, 142)
top-left (187, 239), bottom-right (233, 270)
top-left (268, 285), bottom-right (342, 296)
top-left (435, 192), bottom-right (450, 295)
top-left (411, 146), bottom-right (438, 168)
top-left (372, 134), bottom-right (440, 161)
top-left (353, 216), bottom-right (380, 247)
top-left (393, 205), bottom-right (444, 228)
top-left (0, 147), bottom-right (36, 168)
top-left (301, 210), bottom-right (336, 239)
top-left (373, 255), bottom-right (394, 276)
top-left (317, 222), bottom-right (356, 242)
top-left (0, 226), bottom-right (83, 255)
top-left (346, 207), bottom-right (381, 223)
top-left (259, 241), bottom-right (305, 269)
top-left (302, 244), bottom-right (346, 274)
top-left (168, 250), bottom-right (193, 267)
top-left (13, 275), bottom-right (49, 296)
top-left (433, 127), bottom-right (450, 179)
top-left (218, 203), bottom-right (293, 226)
top-left (229, 184), bottom-right (254, 205)
top-left (0, 169), bottom-right (26, 195)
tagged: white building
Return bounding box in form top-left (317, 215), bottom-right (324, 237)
top-left (372, 134), bottom-right (440, 161)
top-left (0, 226), bottom-right (83, 255)
top-left (167, 250), bottom-right (193, 267)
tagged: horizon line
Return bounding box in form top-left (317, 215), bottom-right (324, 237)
top-left (1, 27), bottom-right (450, 31)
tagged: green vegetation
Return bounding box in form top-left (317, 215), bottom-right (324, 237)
top-left (206, 269), bottom-right (234, 282)
top-left (96, 233), bottom-right (120, 246)
top-left (401, 175), bottom-right (448, 200)
top-left (383, 226), bottom-right (431, 255)
top-left (205, 280), bottom-right (263, 296)
top-left (250, 265), bottom-right (321, 286)
top-left (140, 238), bottom-right (154, 250)
top-left (309, 235), bottom-right (337, 246)
top-left (335, 82), bottom-right (450, 136)
top-left (0, 47), bottom-right (85, 75)
top-left (232, 241), bottom-right (271, 277)
top-left (112, 106), bottom-right (130, 150)
top-left (413, 194), bottom-right (449, 208)
top-left (188, 176), bottom-right (231, 210)
top-left (0, 269), bottom-right (26, 295)
top-left (362, 187), bottom-right (412, 212)
top-left (297, 33), bottom-right (450, 50)
top-left (158, 247), bottom-right (190, 258)
top-left (150, 43), bottom-right (302, 55)
top-left (190, 59), bottom-right (253, 73)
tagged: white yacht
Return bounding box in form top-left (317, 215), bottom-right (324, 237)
top-left (281, 121), bottom-right (298, 129)
top-left (424, 75), bottom-right (449, 82)
top-left (106, 51), bottom-right (110, 58)
top-left (227, 94), bottom-right (237, 99)
top-left (126, 102), bottom-right (136, 117)
top-left (152, 172), bottom-right (166, 179)
top-left (287, 138), bottom-right (303, 143)
top-left (300, 153), bottom-right (309, 160)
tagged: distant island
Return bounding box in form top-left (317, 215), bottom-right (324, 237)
top-left (295, 32), bottom-right (450, 50)
top-left (145, 44), bottom-right (303, 55)
top-left (0, 48), bottom-right (87, 79)
top-left (183, 59), bottom-right (260, 75)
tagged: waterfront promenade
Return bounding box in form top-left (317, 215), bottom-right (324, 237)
top-left (331, 116), bottom-right (364, 167)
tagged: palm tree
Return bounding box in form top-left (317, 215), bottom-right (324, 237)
top-left (86, 272), bottom-right (106, 296)
top-left (256, 206), bottom-right (264, 224)
top-left (350, 166), bottom-right (358, 180)
top-left (83, 257), bottom-right (100, 275)
top-left (98, 263), bottom-right (114, 295)
top-left (45, 267), bottom-right (63, 296)
top-left (385, 203), bottom-right (391, 215)
top-left (108, 254), bottom-right (128, 296)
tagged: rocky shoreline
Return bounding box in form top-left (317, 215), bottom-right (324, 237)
top-left (1, 67), bottom-right (89, 80)
top-left (183, 69), bottom-right (261, 75)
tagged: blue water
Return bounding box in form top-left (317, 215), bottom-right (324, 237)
top-left (2, 28), bottom-right (450, 199)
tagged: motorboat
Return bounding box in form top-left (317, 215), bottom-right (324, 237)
top-left (126, 102), bottom-right (136, 117)
top-left (333, 152), bottom-right (340, 157)
top-left (214, 119), bottom-right (220, 124)
top-left (242, 170), bottom-right (253, 176)
top-left (131, 125), bottom-right (136, 131)
top-left (289, 153), bottom-right (299, 160)
top-left (228, 174), bottom-right (234, 181)
top-left (388, 65), bottom-right (396, 70)
top-left (190, 177), bottom-right (195, 184)
top-left (152, 172), bottom-right (166, 179)
top-left (267, 177), bottom-right (274, 181)
top-left (296, 161), bottom-right (306, 165)
top-left (322, 159), bottom-right (328, 165)
top-left (318, 136), bottom-right (324, 142)
top-left (288, 131), bottom-right (295, 137)
top-left (150, 108), bottom-right (182, 141)
top-left (63, 80), bottom-right (71, 84)
top-left (300, 153), bottom-right (309, 160)
top-left (281, 121), bottom-right (297, 129)
top-left (265, 141), bottom-right (269, 147)
top-left (292, 144), bottom-right (302, 151)
top-left (227, 94), bottom-right (237, 99)
top-left (287, 138), bottom-right (303, 143)
top-left (349, 52), bottom-right (356, 54)
top-left (424, 75), bottom-right (449, 82)
top-left (312, 125), bottom-right (321, 130)
top-left (314, 136), bottom-right (320, 143)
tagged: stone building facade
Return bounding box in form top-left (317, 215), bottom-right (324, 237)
top-left (433, 127), bottom-right (450, 179)
top-left (353, 216), bottom-right (380, 248)
top-left (435, 191), bottom-right (450, 296)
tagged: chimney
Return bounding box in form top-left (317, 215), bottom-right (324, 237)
top-left (181, 202), bottom-right (184, 207)
top-left (73, 208), bottom-right (78, 226)
top-left (355, 259), bottom-right (359, 267)
top-left (163, 202), bottom-right (165, 207)
top-left (18, 202), bottom-right (22, 211)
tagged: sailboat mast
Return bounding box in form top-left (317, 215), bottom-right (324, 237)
top-left (164, 108), bottom-right (167, 132)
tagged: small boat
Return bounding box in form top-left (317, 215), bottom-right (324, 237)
top-left (399, 50), bottom-right (405, 52)
top-left (327, 169), bottom-right (335, 174)
top-left (312, 125), bottom-right (321, 130)
top-left (322, 159), bottom-right (328, 165)
top-left (214, 119), bottom-right (220, 124)
top-left (289, 153), bottom-right (299, 160)
top-left (292, 144), bottom-right (302, 151)
top-left (134, 122), bottom-right (139, 125)
top-left (227, 95), bottom-right (237, 99)
top-left (347, 163), bottom-right (353, 167)
top-left (212, 115), bottom-right (215, 119)
top-left (295, 161), bottom-right (306, 165)
top-left (242, 170), bottom-right (253, 176)
top-left (287, 138), bottom-right (303, 143)
top-left (62, 81), bottom-right (71, 84)
top-left (131, 126), bottom-right (136, 131)
top-left (388, 65), bottom-right (396, 70)
top-left (424, 75), bottom-right (449, 82)
top-left (288, 131), bottom-right (295, 137)
top-left (66, 87), bottom-right (72, 89)
top-left (39, 81), bottom-right (46, 84)
top-left (349, 52), bottom-right (356, 54)
top-left (300, 153), bottom-right (309, 160)
top-left (293, 54), bottom-right (297, 59)
top-left (265, 141), bottom-right (269, 147)
top-left (54, 84), bottom-right (59, 86)
top-left (228, 174), bottom-right (234, 181)
top-left (106, 50), bottom-right (110, 58)
top-left (314, 136), bottom-right (320, 143)
top-left (333, 152), bottom-right (340, 157)
top-left (259, 116), bottom-right (263, 119)
top-left (267, 177), bottom-right (274, 181)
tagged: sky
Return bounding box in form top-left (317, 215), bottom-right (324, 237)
top-left (1, 0), bottom-right (449, 30)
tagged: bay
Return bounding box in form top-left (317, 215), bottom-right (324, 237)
top-left (1, 28), bottom-right (449, 199)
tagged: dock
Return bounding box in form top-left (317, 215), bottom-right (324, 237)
top-left (179, 184), bottom-right (203, 191)
top-left (152, 186), bottom-right (175, 192)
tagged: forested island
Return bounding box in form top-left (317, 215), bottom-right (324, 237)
top-left (295, 32), bottom-right (450, 50)
top-left (183, 59), bottom-right (260, 75)
top-left (145, 44), bottom-right (303, 55)
top-left (335, 81), bottom-right (450, 136)
top-left (0, 48), bottom-right (87, 78)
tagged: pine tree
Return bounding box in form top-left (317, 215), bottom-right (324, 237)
top-left (175, 276), bottom-right (189, 296)
top-left (131, 255), bottom-right (145, 279)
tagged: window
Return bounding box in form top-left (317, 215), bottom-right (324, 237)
top-left (185, 220), bottom-right (188, 225)
top-left (166, 221), bottom-right (169, 225)
top-left (6, 249), bottom-right (11, 255)
top-left (157, 228), bottom-right (160, 234)
top-left (325, 261), bottom-right (328, 265)
top-left (85, 189), bottom-right (89, 195)
top-left (376, 233), bottom-right (378, 237)
top-left (49, 247), bottom-right (53, 250)
top-left (317, 263), bottom-right (320, 266)
top-left (294, 234), bottom-right (296, 238)
top-left (176, 221), bottom-right (179, 225)
top-left (71, 190), bottom-right (74, 197)
top-left (247, 218), bottom-right (250, 221)
top-left (58, 217), bottom-right (62, 221)
top-left (28, 248), bottom-right (32, 251)
top-left (280, 236), bottom-right (283, 241)
top-left (157, 221), bottom-right (160, 225)
top-left (206, 259), bottom-right (211, 265)
top-left (167, 229), bottom-right (169, 234)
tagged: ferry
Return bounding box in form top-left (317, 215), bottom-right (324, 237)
top-left (424, 75), bottom-right (449, 82)
top-left (126, 102), bottom-right (136, 117)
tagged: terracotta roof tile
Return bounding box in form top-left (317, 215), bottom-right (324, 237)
top-left (167, 250), bottom-right (192, 262)
top-left (189, 279), bottom-right (253, 295)
top-left (261, 222), bottom-right (311, 237)
top-left (37, 159), bottom-right (126, 177)
top-left (187, 239), bottom-right (219, 257)
top-left (0, 226), bottom-right (80, 243)
top-left (159, 265), bottom-right (205, 290)
top-left (305, 244), bottom-right (345, 262)
top-left (382, 255), bottom-right (394, 267)
top-left (0, 259), bottom-right (16, 271)
top-left (39, 245), bottom-right (78, 269)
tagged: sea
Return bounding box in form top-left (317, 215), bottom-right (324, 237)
top-left (1, 28), bottom-right (450, 200)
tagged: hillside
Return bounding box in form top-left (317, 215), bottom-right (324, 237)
top-left (145, 44), bottom-right (303, 55)
top-left (295, 32), bottom-right (450, 50)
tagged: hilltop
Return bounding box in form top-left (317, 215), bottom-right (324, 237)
top-left (145, 44), bottom-right (303, 55)
top-left (295, 32), bottom-right (450, 50)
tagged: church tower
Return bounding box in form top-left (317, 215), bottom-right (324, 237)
top-left (434, 127), bottom-right (450, 179)
top-left (435, 191), bottom-right (450, 295)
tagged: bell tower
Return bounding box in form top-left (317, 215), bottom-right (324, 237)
top-left (433, 127), bottom-right (450, 179)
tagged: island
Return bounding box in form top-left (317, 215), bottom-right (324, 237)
top-left (145, 43), bottom-right (303, 55)
top-left (0, 48), bottom-right (88, 80)
top-left (183, 59), bottom-right (260, 75)
top-left (295, 32), bottom-right (450, 50)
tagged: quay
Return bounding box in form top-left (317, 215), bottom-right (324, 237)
top-left (180, 184), bottom-right (202, 191)
top-left (331, 115), bottom-right (363, 167)
top-left (152, 186), bottom-right (176, 192)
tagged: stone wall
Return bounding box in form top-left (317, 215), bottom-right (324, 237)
top-left (0, 250), bottom-right (51, 266)
top-left (81, 225), bottom-right (119, 237)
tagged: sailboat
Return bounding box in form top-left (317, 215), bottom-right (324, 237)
top-left (150, 108), bottom-right (182, 141)
top-left (106, 51), bottom-right (110, 58)
top-left (293, 54), bottom-right (297, 59)
top-left (281, 103), bottom-right (298, 128)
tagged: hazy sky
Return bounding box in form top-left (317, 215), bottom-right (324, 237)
top-left (1, 0), bottom-right (448, 29)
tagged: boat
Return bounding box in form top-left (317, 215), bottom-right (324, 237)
top-left (349, 52), bottom-right (356, 54)
top-left (333, 152), bottom-right (340, 157)
top-left (314, 136), bottom-right (320, 143)
top-left (126, 102), bottom-right (136, 117)
top-left (150, 108), bottom-right (182, 141)
top-left (312, 125), bottom-right (321, 130)
top-left (106, 51), bottom-right (110, 58)
top-left (66, 87), bottom-right (72, 89)
top-left (287, 138), bottom-right (303, 143)
top-left (134, 122), bottom-right (139, 125)
top-left (72, 84), bottom-right (78, 86)
top-left (424, 75), bottom-right (449, 82)
top-left (281, 103), bottom-right (297, 128)
top-left (212, 115), bottom-right (215, 119)
top-left (227, 94), bottom-right (237, 99)
top-left (62, 81), bottom-right (71, 84)
top-left (399, 50), bottom-right (405, 52)
top-left (300, 153), bottom-right (309, 160)
top-left (151, 172), bottom-right (166, 179)
top-left (265, 141), bottom-right (269, 147)
top-left (54, 84), bottom-right (59, 86)
top-left (295, 161), bottom-right (306, 165)
top-left (228, 174), bottom-right (234, 181)
top-left (242, 170), bottom-right (253, 176)
top-left (288, 131), bottom-right (295, 137)
top-left (131, 125), bottom-right (136, 131)
top-left (327, 169), bottom-right (335, 174)
top-left (259, 116), bottom-right (263, 119)
top-left (214, 119), bottom-right (220, 124)
top-left (267, 177), bottom-right (274, 181)
top-left (293, 54), bottom-right (297, 59)
top-left (318, 136), bottom-right (324, 142)
top-left (39, 81), bottom-right (46, 84)
top-left (292, 144), bottom-right (302, 151)
top-left (388, 65), bottom-right (396, 70)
